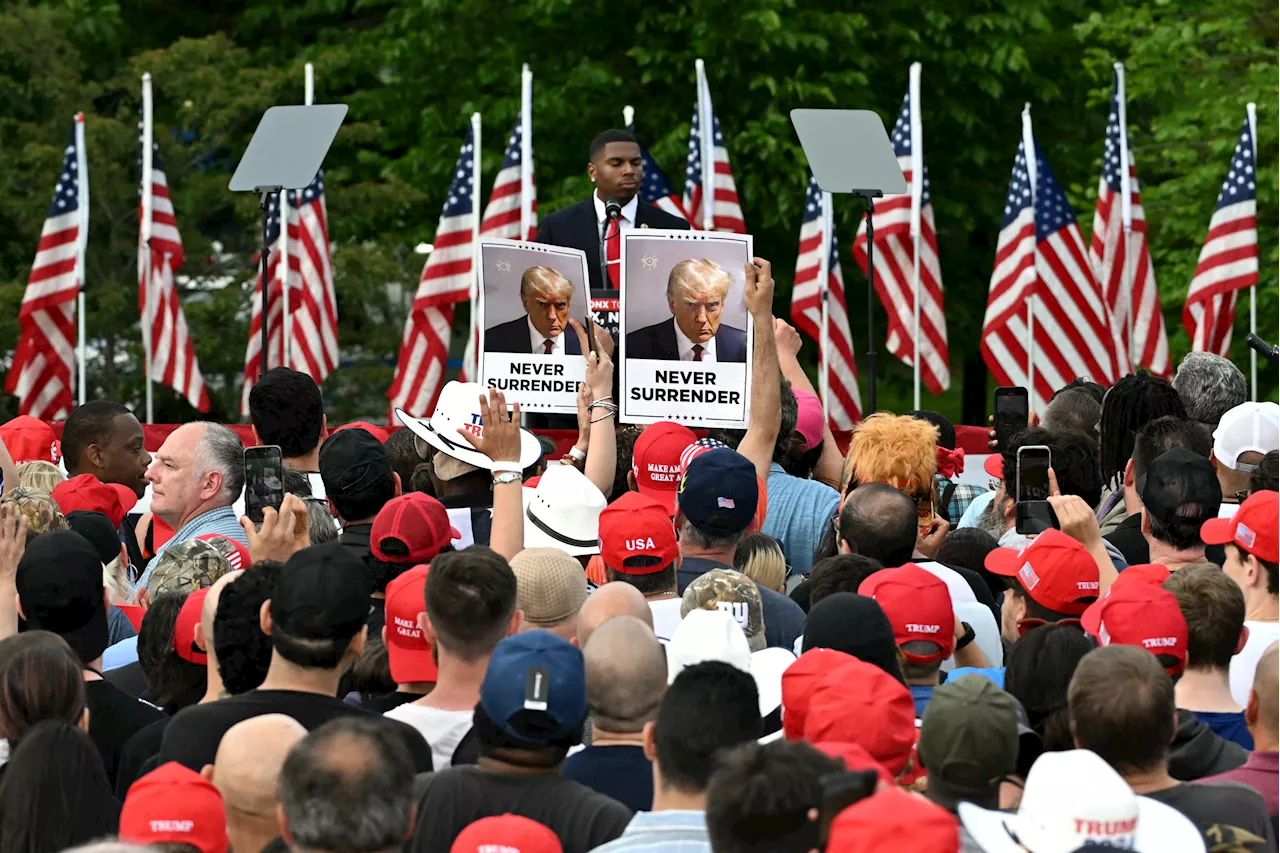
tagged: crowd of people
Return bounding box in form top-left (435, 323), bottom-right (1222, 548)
top-left (0, 259), bottom-right (1276, 853)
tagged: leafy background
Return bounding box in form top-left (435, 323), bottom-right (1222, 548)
top-left (1, 0), bottom-right (1274, 425)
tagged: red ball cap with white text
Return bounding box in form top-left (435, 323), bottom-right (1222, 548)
top-left (1201, 490), bottom-right (1278, 564)
top-left (984, 529), bottom-right (1100, 616)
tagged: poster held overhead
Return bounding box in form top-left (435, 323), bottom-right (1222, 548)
top-left (619, 229), bottom-right (753, 428)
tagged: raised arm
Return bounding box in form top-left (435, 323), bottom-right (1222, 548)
top-left (773, 318), bottom-right (845, 490)
top-left (735, 258), bottom-right (780, 485)
top-left (459, 389), bottom-right (525, 562)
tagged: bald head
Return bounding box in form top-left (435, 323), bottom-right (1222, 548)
top-left (1253, 642), bottom-right (1279, 738)
top-left (837, 482), bottom-right (917, 567)
top-left (212, 713), bottom-right (306, 816)
top-left (584, 615), bottom-right (666, 733)
top-left (577, 582), bottom-right (653, 647)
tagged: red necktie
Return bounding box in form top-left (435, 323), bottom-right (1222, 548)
top-left (692, 344), bottom-right (704, 362)
top-left (543, 339), bottom-right (555, 354)
top-left (606, 218), bottom-right (622, 288)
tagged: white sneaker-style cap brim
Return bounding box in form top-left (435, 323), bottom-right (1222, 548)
top-left (395, 408), bottom-right (542, 472)
top-left (958, 796), bottom-right (1205, 853)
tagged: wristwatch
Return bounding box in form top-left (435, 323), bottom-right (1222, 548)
top-left (955, 621), bottom-right (976, 651)
top-left (492, 471), bottom-right (523, 486)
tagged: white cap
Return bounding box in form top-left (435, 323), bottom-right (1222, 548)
top-left (1212, 402), bottom-right (1280, 471)
top-left (394, 382), bottom-right (542, 472)
top-left (666, 608), bottom-right (792, 718)
top-left (959, 749), bottom-right (1205, 853)
top-left (521, 464), bottom-right (606, 557)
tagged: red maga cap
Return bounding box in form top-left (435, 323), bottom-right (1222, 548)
top-left (52, 473), bottom-right (138, 528)
top-left (371, 492), bottom-right (460, 564)
top-left (173, 587), bottom-right (210, 665)
top-left (597, 491), bottom-right (679, 575)
top-left (1082, 582), bottom-right (1189, 677)
top-left (859, 564), bottom-right (956, 664)
top-left (631, 421), bottom-right (696, 514)
top-left (383, 564), bottom-right (437, 684)
top-left (450, 814), bottom-right (562, 853)
top-left (1201, 490), bottom-right (1279, 564)
top-left (119, 761), bottom-right (228, 853)
top-left (0, 416), bottom-right (59, 464)
top-left (802, 659), bottom-right (917, 776)
top-left (781, 648), bottom-right (858, 741)
top-left (985, 529), bottom-right (1100, 616)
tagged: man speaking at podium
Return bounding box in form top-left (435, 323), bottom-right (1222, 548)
top-left (535, 129), bottom-right (690, 291)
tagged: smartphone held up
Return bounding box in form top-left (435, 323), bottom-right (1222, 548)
top-left (244, 445), bottom-right (285, 526)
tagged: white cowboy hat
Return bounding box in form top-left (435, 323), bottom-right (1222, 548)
top-left (394, 381), bottom-right (541, 472)
top-left (521, 464), bottom-right (606, 556)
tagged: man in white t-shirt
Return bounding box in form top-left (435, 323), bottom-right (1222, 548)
top-left (597, 491), bottom-right (684, 642)
top-left (1201, 490), bottom-right (1280, 707)
top-left (385, 547), bottom-right (522, 769)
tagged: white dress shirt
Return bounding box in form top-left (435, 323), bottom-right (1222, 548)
top-left (527, 317), bottom-right (565, 355)
top-left (593, 191), bottom-right (639, 234)
top-left (674, 317), bottom-right (717, 362)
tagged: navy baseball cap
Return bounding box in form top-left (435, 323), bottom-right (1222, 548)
top-left (676, 448), bottom-right (757, 536)
top-left (480, 630), bottom-right (587, 746)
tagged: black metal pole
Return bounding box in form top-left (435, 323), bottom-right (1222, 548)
top-left (259, 188), bottom-right (273, 379)
top-left (864, 194), bottom-right (877, 414)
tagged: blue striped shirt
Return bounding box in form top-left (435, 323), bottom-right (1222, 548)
top-left (134, 506), bottom-right (249, 593)
top-left (588, 811), bottom-right (710, 853)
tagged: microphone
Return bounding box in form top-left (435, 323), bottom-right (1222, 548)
top-left (604, 198), bottom-right (623, 222)
top-left (1247, 333), bottom-right (1279, 367)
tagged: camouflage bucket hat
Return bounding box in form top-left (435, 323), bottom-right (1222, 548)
top-left (681, 568), bottom-right (765, 652)
top-left (0, 488), bottom-right (68, 535)
top-left (148, 539), bottom-right (232, 598)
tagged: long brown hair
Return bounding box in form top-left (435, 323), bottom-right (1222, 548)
top-left (0, 632), bottom-right (86, 747)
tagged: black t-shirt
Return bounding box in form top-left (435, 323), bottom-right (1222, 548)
top-left (562, 744), bottom-right (654, 812)
top-left (85, 678), bottom-right (167, 786)
top-left (104, 660), bottom-right (153, 701)
top-left (360, 691), bottom-right (419, 714)
top-left (337, 524), bottom-right (373, 562)
top-left (1145, 781), bottom-right (1275, 851)
top-left (157, 689), bottom-right (433, 773)
top-left (408, 765), bottom-right (632, 853)
top-left (115, 716), bottom-right (171, 797)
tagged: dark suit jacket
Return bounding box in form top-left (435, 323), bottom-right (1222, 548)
top-left (626, 318), bottom-right (747, 364)
top-left (535, 197), bottom-right (691, 292)
top-left (485, 316), bottom-right (582, 355)
top-left (1104, 512), bottom-right (1149, 566)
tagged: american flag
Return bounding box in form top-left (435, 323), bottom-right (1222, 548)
top-left (852, 86), bottom-right (950, 394)
top-left (1183, 111), bottom-right (1258, 356)
top-left (239, 172), bottom-right (338, 414)
top-left (1090, 67), bottom-right (1169, 378)
top-left (463, 115), bottom-right (536, 380)
top-left (628, 125), bottom-right (694, 224)
top-left (981, 119), bottom-right (1120, 412)
top-left (139, 140), bottom-right (210, 411)
top-left (683, 65), bottom-right (745, 233)
top-left (6, 117), bottom-right (85, 420)
top-left (388, 128), bottom-right (477, 417)
top-left (792, 173), bottom-right (862, 429)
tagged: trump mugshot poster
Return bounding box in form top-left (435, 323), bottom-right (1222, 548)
top-left (619, 230), bottom-right (753, 428)
top-left (478, 240), bottom-right (592, 413)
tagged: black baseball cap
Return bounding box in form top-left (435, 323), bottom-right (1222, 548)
top-left (675, 448), bottom-right (757, 536)
top-left (319, 428), bottom-right (393, 501)
top-left (66, 510), bottom-right (122, 565)
top-left (270, 544), bottom-right (373, 641)
top-left (800, 592), bottom-right (905, 685)
top-left (1137, 448), bottom-right (1221, 528)
top-left (16, 529), bottom-right (108, 665)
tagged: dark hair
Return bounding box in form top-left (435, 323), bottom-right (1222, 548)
top-left (364, 552), bottom-right (425, 595)
top-left (607, 563), bottom-right (677, 597)
top-left (1002, 428), bottom-right (1104, 509)
top-left (61, 401), bottom-right (133, 474)
top-left (707, 428), bottom-right (746, 450)
top-left (137, 591), bottom-right (207, 714)
top-left (471, 700), bottom-right (581, 765)
top-left (935, 528), bottom-right (1003, 600)
top-left (1005, 623), bottom-right (1095, 752)
top-left (347, 633), bottom-right (396, 699)
top-left (705, 740), bottom-right (842, 853)
top-left (838, 483), bottom-right (916, 568)
top-left (280, 718), bottom-right (416, 853)
top-left (329, 478), bottom-right (395, 527)
top-left (1006, 582), bottom-right (1087, 629)
top-left (1051, 377), bottom-right (1106, 404)
top-left (906, 410), bottom-right (956, 450)
top-left (1228, 543), bottom-right (1279, 597)
top-left (282, 467), bottom-right (312, 496)
top-left (1069, 645), bottom-right (1176, 775)
top-left (0, 721), bottom-right (119, 853)
top-left (1099, 373), bottom-right (1187, 487)
top-left (249, 368), bottom-right (325, 459)
top-left (425, 547), bottom-right (517, 661)
top-left (655, 662), bottom-right (762, 793)
top-left (779, 434), bottom-right (824, 480)
top-left (384, 428), bottom-right (428, 496)
top-left (808, 554), bottom-right (883, 608)
top-left (1250, 450), bottom-right (1279, 495)
top-left (1131, 416), bottom-right (1211, 483)
top-left (589, 129), bottom-right (638, 161)
top-left (771, 377), bottom-right (799, 464)
top-left (1042, 388), bottom-right (1102, 435)
top-left (0, 632), bottom-right (85, 747)
top-left (1164, 565), bottom-right (1246, 671)
top-left (614, 424), bottom-right (643, 503)
top-left (214, 559), bottom-right (281, 694)
top-left (272, 627), bottom-right (358, 671)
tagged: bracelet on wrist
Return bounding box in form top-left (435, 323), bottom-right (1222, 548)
top-left (492, 471), bottom-right (523, 486)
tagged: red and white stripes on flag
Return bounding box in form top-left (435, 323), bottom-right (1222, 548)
top-left (140, 129), bottom-right (210, 412)
top-left (1183, 108), bottom-right (1259, 357)
top-left (852, 70), bottom-right (950, 395)
top-left (792, 174), bottom-right (862, 428)
top-left (388, 125), bottom-right (478, 417)
top-left (1090, 65), bottom-right (1169, 378)
top-left (240, 191), bottom-right (289, 412)
top-left (982, 109), bottom-right (1120, 412)
top-left (5, 115), bottom-right (86, 420)
top-left (683, 59), bottom-right (745, 233)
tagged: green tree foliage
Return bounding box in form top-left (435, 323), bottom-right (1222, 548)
top-left (0, 0), bottom-right (1273, 424)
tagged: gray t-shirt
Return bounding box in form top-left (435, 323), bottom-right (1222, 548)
top-left (1144, 781), bottom-right (1275, 852)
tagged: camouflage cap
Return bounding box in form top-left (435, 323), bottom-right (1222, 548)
top-left (147, 539), bottom-right (232, 598)
top-left (0, 487), bottom-right (68, 535)
top-left (681, 568), bottom-right (765, 652)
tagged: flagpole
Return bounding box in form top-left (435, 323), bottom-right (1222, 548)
top-left (141, 73), bottom-right (155, 424)
top-left (696, 58), bottom-right (714, 231)
top-left (909, 62), bottom-right (924, 410)
top-left (1115, 63), bottom-right (1136, 374)
top-left (819, 191), bottom-right (833, 418)
top-left (520, 64), bottom-right (533, 242)
top-left (470, 110), bottom-right (482, 366)
top-left (74, 113), bottom-right (88, 407)
top-left (1247, 102), bottom-right (1258, 400)
top-left (1021, 104), bottom-right (1037, 404)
